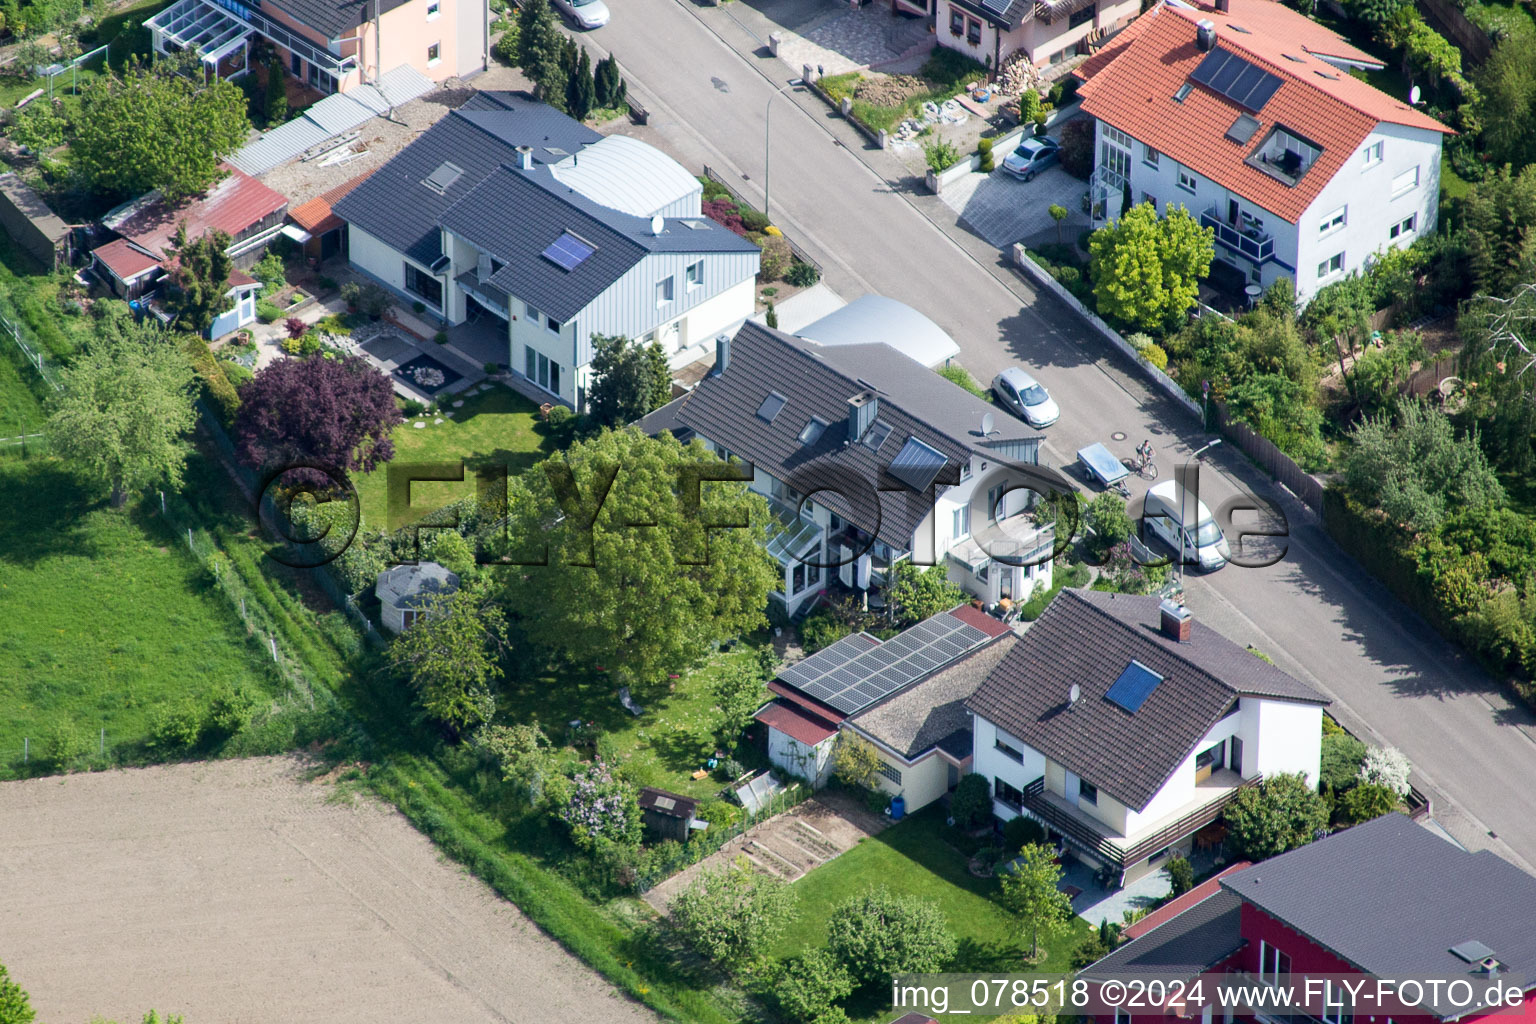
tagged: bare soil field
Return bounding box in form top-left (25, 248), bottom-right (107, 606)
top-left (0, 756), bottom-right (655, 1024)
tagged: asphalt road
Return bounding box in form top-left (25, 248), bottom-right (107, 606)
top-left (572, 0), bottom-right (1536, 869)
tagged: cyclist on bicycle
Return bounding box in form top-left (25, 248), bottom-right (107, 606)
top-left (1136, 439), bottom-right (1155, 467)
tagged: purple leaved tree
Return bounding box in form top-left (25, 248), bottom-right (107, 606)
top-left (235, 354), bottom-right (403, 475)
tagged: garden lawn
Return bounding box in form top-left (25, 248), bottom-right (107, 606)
top-left (352, 385), bottom-right (549, 531)
top-left (818, 49), bottom-right (987, 134)
top-left (773, 806), bottom-right (1092, 1004)
top-left (0, 345), bottom-right (46, 439)
top-left (0, 459), bottom-right (279, 777)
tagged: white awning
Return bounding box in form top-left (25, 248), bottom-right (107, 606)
top-left (281, 224), bottom-right (312, 243)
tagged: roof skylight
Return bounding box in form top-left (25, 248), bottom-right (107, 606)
top-left (757, 392), bottom-right (788, 423)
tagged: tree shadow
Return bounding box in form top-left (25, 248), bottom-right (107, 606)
top-left (0, 461), bottom-right (104, 567)
top-left (951, 935), bottom-right (1026, 972)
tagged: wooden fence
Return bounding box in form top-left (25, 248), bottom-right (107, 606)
top-left (1417, 0), bottom-right (1492, 64)
top-left (1404, 353), bottom-right (1460, 399)
top-left (1213, 403), bottom-right (1325, 514)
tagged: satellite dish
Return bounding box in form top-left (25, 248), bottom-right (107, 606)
top-left (1409, 85), bottom-right (1421, 105)
top-left (981, 411), bottom-right (996, 436)
top-left (1069, 683), bottom-right (1081, 705)
top-left (650, 214), bottom-right (664, 236)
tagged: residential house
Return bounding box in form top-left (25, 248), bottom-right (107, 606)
top-left (146, 0), bottom-right (485, 95)
top-left (333, 91), bottom-right (761, 407)
top-left (756, 604), bottom-right (1014, 806)
top-left (1082, 814), bottom-right (1536, 1024)
top-left (1075, 0), bottom-right (1451, 302)
top-left (639, 321), bottom-right (1055, 614)
top-left (374, 561), bottom-right (458, 632)
top-left (927, 0), bottom-right (1141, 72)
top-left (967, 589), bottom-right (1328, 885)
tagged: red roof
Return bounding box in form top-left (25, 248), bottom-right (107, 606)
top-left (950, 602), bottom-right (1013, 638)
top-left (1077, 0), bottom-right (1450, 222)
top-left (1124, 861), bottom-right (1253, 940)
top-left (91, 238), bottom-right (160, 281)
top-left (288, 169), bottom-right (375, 235)
top-left (756, 699), bottom-right (839, 746)
top-left (767, 679), bottom-right (848, 722)
top-left (106, 163), bottom-right (288, 257)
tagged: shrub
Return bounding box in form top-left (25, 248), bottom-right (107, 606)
top-left (704, 198), bottom-right (747, 236)
top-left (1002, 814), bottom-right (1046, 851)
top-left (978, 136), bottom-right (995, 173)
top-left (205, 685), bottom-right (257, 739)
top-left (546, 404), bottom-right (574, 427)
top-left (340, 281), bottom-right (361, 308)
top-left (758, 234), bottom-right (791, 282)
top-left (220, 361), bottom-right (254, 389)
top-left (1166, 854), bottom-right (1194, 895)
top-left (1320, 732), bottom-right (1368, 793)
top-left (937, 362), bottom-right (988, 399)
top-left (559, 762), bottom-right (642, 852)
top-left (401, 398), bottom-right (426, 417)
top-left (434, 330), bottom-right (449, 345)
top-left (775, 949), bottom-right (854, 1023)
top-left (1070, 934), bottom-right (1110, 969)
top-left (412, 301), bottom-right (426, 314)
top-left (150, 701), bottom-right (205, 750)
top-left (493, 19), bottom-right (520, 64)
top-left (764, 300), bottom-right (779, 329)
top-left (800, 607), bottom-right (850, 653)
top-left (827, 886), bottom-right (957, 984)
top-left (357, 283), bottom-right (391, 319)
top-left (716, 757), bottom-right (746, 781)
top-left (1142, 343), bottom-right (1169, 370)
top-left (284, 316), bottom-right (307, 339)
top-left (1223, 772), bottom-right (1329, 860)
top-left (1059, 117), bottom-right (1094, 179)
top-left (255, 299), bottom-right (282, 324)
top-left (484, 361), bottom-right (501, 375)
top-left (317, 275), bottom-right (339, 291)
top-left (1342, 782), bottom-right (1399, 824)
top-left (671, 857), bottom-right (797, 973)
top-left (41, 720), bottom-right (90, 770)
top-left (949, 773), bottom-right (992, 829)
top-left (739, 205), bottom-right (771, 234)
top-left (923, 138), bottom-right (961, 173)
top-left (1360, 746), bottom-right (1412, 796)
top-left (786, 261), bottom-right (819, 288)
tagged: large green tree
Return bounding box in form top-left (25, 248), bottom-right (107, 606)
top-left (386, 580), bottom-right (509, 736)
top-left (670, 856), bottom-right (797, 973)
top-left (0, 962), bottom-right (35, 1024)
top-left (73, 59), bottom-right (250, 203)
top-left (1223, 772), bottom-right (1329, 860)
top-left (712, 645), bottom-right (776, 744)
top-left (774, 949), bottom-right (853, 1024)
top-left (587, 334), bottom-right (672, 427)
top-left (826, 886), bottom-right (957, 985)
top-left (885, 562), bottom-right (965, 627)
top-left (164, 226), bottom-right (234, 334)
top-left (515, 0), bottom-right (567, 104)
top-left (496, 428), bottom-right (777, 690)
top-left (1089, 203), bottom-right (1214, 333)
top-left (1342, 400), bottom-right (1504, 534)
top-left (1475, 40), bottom-right (1536, 171)
top-left (1461, 165), bottom-right (1536, 298)
top-left (998, 842), bottom-right (1074, 961)
top-left (47, 331), bottom-right (198, 507)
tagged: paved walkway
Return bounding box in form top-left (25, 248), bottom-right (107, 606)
top-left (940, 154), bottom-right (1090, 250)
top-left (775, 3), bottom-right (933, 77)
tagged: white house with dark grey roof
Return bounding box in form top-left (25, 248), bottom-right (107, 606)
top-left (640, 321), bottom-right (1057, 615)
top-left (967, 589), bottom-right (1327, 886)
top-left (333, 92), bottom-right (760, 409)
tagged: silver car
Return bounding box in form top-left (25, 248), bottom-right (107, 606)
top-left (992, 367), bottom-right (1060, 428)
top-left (554, 0), bottom-right (609, 28)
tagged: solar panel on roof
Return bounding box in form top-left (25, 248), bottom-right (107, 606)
top-left (1188, 47), bottom-right (1282, 113)
top-left (1105, 660), bottom-right (1164, 713)
top-left (1244, 75), bottom-right (1282, 109)
top-left (1209, 55), bottom-right (1245, 93)
top-left (541, 231), bottom-right (596, 271)
top-left (757, 392), bottom-right (787, 423)
top-left (1228, 63), bottom-right (1264, 101)
top-left (980, 0), bottom-right (1011, 14)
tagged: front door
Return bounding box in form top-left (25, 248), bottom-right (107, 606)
top-left (1228, 736), bottom-right (1244, 775)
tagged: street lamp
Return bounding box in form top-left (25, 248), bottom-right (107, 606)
top-left (764, 89), bottom-right (789, 220)
top-left (1177, 439), bottom-right (1222, 581)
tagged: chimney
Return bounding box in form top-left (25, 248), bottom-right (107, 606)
top-left (1196, 18), bottom-right (1216, 51)
top-left (1160, 598), bottom-right (1192, 642)
top-left (847, 391), bottom-right (877, 444)
top-left (1214, 0), bottom-right (1229, 12)
top-left (516, 145), bottom-right (534, 170)
top-left (715, 334), bottom-right (731, 375)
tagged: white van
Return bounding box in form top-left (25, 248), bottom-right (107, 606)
top-left (1141, 481), bottom-right (1231, 571)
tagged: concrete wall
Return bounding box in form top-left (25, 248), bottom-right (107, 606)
top-left (576, 249), bottom-right (759, 364)
top-left (866, 743), bottom-right (950, 813)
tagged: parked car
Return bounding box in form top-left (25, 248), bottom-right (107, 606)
top-left (1002, 136), bottom-right (1061, 181)
top-left (553, 0), bottom-right (610, 28)
top-left (991, 367), bottom-right (1059, 428)
top-left (1141, 480), bottom-right (1231, 571)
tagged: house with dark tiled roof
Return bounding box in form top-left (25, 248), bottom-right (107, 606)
top-left (756, 605), bottom-right (1015, 811)
top-left (967, 588), bottom-right (1328, 885)
top-left (334, 91), bottom-right (761, 409)
top-left (1082, 814), bottom-right (1536, 1024)
top-left (1075, 0), bottom-right (1451, 302)
top-left (639, 320), bottom-right (1056, 614)
top-left (928, 0), bottom-right (1140, 74)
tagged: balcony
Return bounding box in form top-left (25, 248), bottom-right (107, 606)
top-left (208, 0), bottom-right (356, 76)
top-left (455, 271), bottom-right (510, 320)
top-left (1202, 208), bottom-right (1275, 265)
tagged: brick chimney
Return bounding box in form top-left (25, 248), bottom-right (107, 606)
top-left (1160, 598), bottom-right (1192, 642)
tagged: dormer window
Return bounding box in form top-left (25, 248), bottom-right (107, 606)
top-left (1248, 126), bottom-right (1322, 185)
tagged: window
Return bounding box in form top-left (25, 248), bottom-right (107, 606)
top-left (967, 17), bottom-right (981, 44)
top-left (524, 301), bottom-right (541, 322)
top-left (791, 560), bottom-right (821, 595)
top-left (290, 53), bottom-right (302, 76)
top-left (994, 777), bottom-right (1025, 810)
top-left (1363, 140), bottom-right (1383, 167)
top-left (685, 259), bottom-right (703, 289)
top-left (1078, 778), bottom-right (1098, 805)
top-left (1174, 83), bottom-right (1192, 103)
top-left (546, 315), bottom-right (561, 334)
top-left (656, 276), bottom-right (674, 305)
top-left (1258, 941), bottom-right (1292, 985)
top-left (1177, 167), bottom-right (1197, 193)
top-left (877, 762), bottom-right (903, 785)
top-left (403, 264), bottom-right (442, 308)
top-left (1319, 206), bottom-right (1346, 236)
top-left (1322, 982), bottom-right (1353, 1024)
top-left (1101, 141), bottom-right (1130, 181)
top-left (1143, 145), bottom-right (1160, 169)
top-left (994, 737), bottom-right (1025, 763)
top-left (950, 7), bottom-right (964, 34)
top-left (987, 483), bottom-right (1005, 523)
top-left (1389, 214), bottom-right (1416, 240)
top-left (959, 460), bottom-right (972, 482)
top-left (549, 361), bottom-right (561, 395)
top-left (1317, 252), bottom-right (1343, 279)
top-left (525, 346), bottom-right (536, 381)
top-left (401, 609), bottom-right (419, 629)
top-left (1391, 165), bottom-right (1419, 198)
top-left (426, 42), bottom-right (440, 66)
top-left (953, 505), bottom-right (970, 539)
top-left (1102, 125), bottom-right (1132, 148)
top-left (1142, 192), bottom-right (1157, 209)
top-left (426, 0), bottom-right (439, 16)
top-left (798, 417), bottom-right (828, 445)
top-left (1068, 1), bottom-right (1093, 27)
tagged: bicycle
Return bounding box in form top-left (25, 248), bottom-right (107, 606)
top-left (1126, 442), bottom-right (1158, 480)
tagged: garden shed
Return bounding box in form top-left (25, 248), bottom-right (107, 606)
top-left (0, 172), bottom-right (69, 270)
top-left (637, 786), bottom-right (702, 841)
top-left (374, 561), bottom-right (459, 633)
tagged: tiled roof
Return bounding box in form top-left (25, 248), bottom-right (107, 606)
top-left (1077, 0), bottom-right (1449, 222)
top-left (103, 163), bottom-right (288, 257)
top-left (260, 0), bottom-right (411, 40)
top-left (756, 699), bottom-right (840, 746)
top-left (374, 561), bottom-right (458, 609)
top-left (966, 589), bottom-right (1327, 810)
top-left (851, 634), bottom-right (1017, 759)
top-left (1080, 887), bottom-right (1244, 980)
top-left (1123, 861), bottom-right (1252, 939)
top-left (951, 603), bottom-right (1014, 638)
top-left (638, 322), bottom-right (1041, 550)
top-left (1221, 814), bottom-right (1536, 1015)
top-left (91, 238), bottom-right (160, 281)
top-left (288, 169), bottom-right (375, 234)
top-left (638, 786), bottom-right (699, 819)
top-left (767, 679), bottom-right (848, 722)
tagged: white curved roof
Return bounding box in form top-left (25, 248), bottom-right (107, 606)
top-left (549, 135), bottom-right (702, 219)
top-left (796, 294), bottom-right (961, 369)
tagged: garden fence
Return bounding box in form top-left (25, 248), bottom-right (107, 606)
top-left (0, 432), bottom-right (47, 460)
top-left (699, 165), bottom-right (823, 276)
top-left (0, 305), bottom-right (61, 392)
top-left (633, 780), bottom-right (811, 893)
top-left (1402, 353), bottom-right (1460, 400)
top-left (1211, 402), bottom-right (1325, 515)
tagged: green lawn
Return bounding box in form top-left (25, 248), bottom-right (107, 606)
top-left (775, 806), bottom-right (1093, 1021)
top-left (0, 344), bottom-right (47, 439)
top-left (0, 459), bottom-right (280, 776)
top-left (352, 385), bottom-right (551, 531)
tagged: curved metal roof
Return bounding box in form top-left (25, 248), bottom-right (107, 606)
top-left (548, 134), bottom-right (701, 219)
top-left (796, 294), bottom-right (961, 369)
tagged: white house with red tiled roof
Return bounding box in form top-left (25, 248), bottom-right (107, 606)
top-left (1075, 0), bottom-right (1451, 302)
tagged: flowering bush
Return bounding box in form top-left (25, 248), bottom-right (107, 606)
top-left (1360, 746), bottom-right (1412, 796)
top-left (560, 762), bottom-right (643, 852)
top-left (703, 198), bottom-right (747, 237)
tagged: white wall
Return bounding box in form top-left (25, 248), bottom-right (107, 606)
top-left (1251, 698), bottom-right (1323, 785)
top-left (971, 715), bottom-right (1047, 820)
top-left (347, 224), bottom-right (410, 298)
top-left (768, 727), bottom-right (837, 787)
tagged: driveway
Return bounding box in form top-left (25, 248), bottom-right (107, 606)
top-left (942, 161), bottom-right (1089, 250)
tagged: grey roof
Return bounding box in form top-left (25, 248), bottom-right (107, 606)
top-left (332, 92), bottom-right (601, 267)
top-left (851, 634), bottom-right (1017, 759)
top-left (374, 561), bottom-right (459, 610)
top-left (966, 589), bottom-right (1328, 811)
top-left (1080, 889), bottom-right (1244, 981)
top-left (262, 0), bottom-right (412, 40)
top-left (440, 163), bottom-right (755, 324)
top-left (951, 0), bottom-right (1032, 29)
top-left (1220, 814), bottom-right (1536, 1016)
top-left (637, 322), bottom-right (1042, 550)
top-left (638, 786), bottom-right (699, 819)
top-left (797, 295), bottom-right (961, 369)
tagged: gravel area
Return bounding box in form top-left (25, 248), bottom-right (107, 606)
top-left (0, 756), bottom-right (655, 1024)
